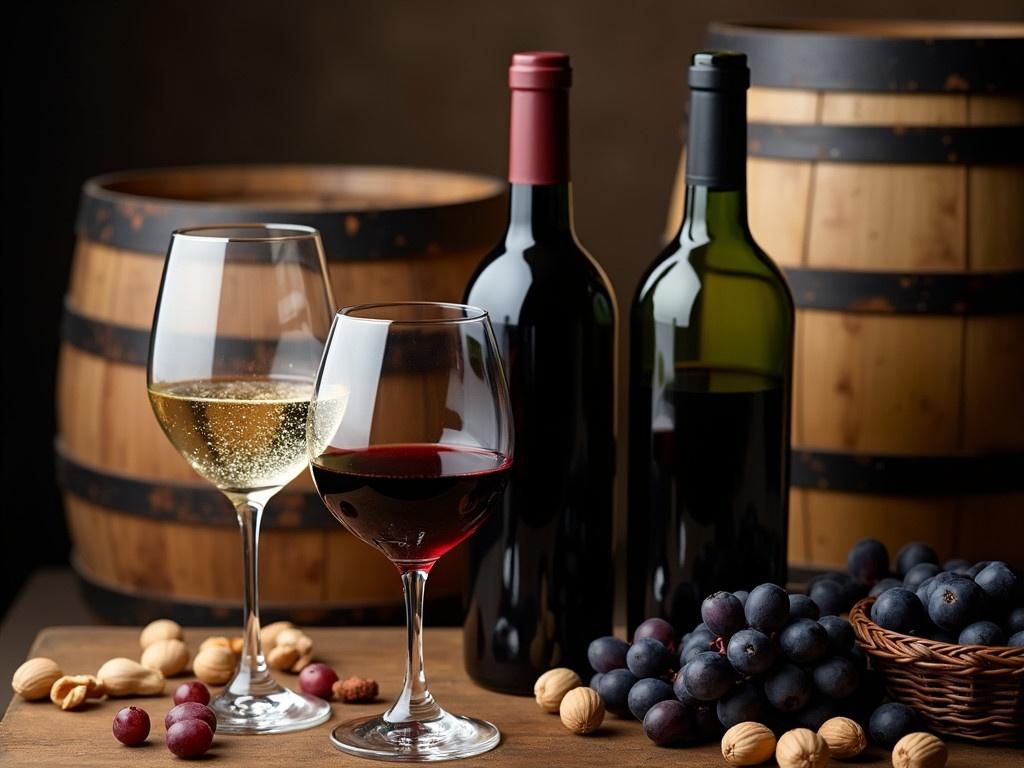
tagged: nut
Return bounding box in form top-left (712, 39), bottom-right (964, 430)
top-left (139, 619), bottom-right (183, 649)
top-left (534, 667), bottom-right (582, 713)
top-left (558, 686), bottom-right (604, 735)
top-left (50, 674), bottom-right (104, 710)
top-left (721, 721), bottom-right (777, 766)
top-left (291, 652), bottom-right (314, 673)
top-left (230, 637), bottom-right (244, 655)
top-left (141, 638), bottom-right (190, 677)
top-left (260, 621), bottom-right (294, 648)
top-left (776, 728), bottom-right (830, 768)
top-left (11, 658), bottom-right (63, 700)
top-left (275, 628), bottom-right (313, 655)
top-left (97, 657), bottom-right (165, 696)
top-left (892, 732), bottom-right (948, 768)
top-left (199, 636), bottom-right (234, 654)
top-left (333, 676), bottom-right (379, 703)
top-left (192, 646), bottom-right (236, 685)
top-left (267, 645), bottom-right (300, 670)
top-left (818, 716), bottom-right (866, 759)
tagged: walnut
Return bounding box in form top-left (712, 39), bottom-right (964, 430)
top-left (721, 721), bottom-right (777, 765)
top-left (559, 686), bottom-right (604, 735)
top-left (332, 676), bottom-right (379, 703)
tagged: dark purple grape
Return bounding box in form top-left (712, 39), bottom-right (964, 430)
top-left (903, 562), bottom-right (941, 590)
top-left (627, 638), bottom-right (672, 679)
top-left (818, 615), bottom-right (855, 654)
top-left (812, 656), bottom-right (859, 699)
top-left (943, 558), bottom-right (971, 575)
top-left (681, 651), bottom-right (734, 702)
top-left (590, 672), bottom-right (605, 689)
top-left (587, 636), bottom-right (629, 673)
top-left (733, 590), bottom-right (750, 606)
top-left (173, 681), bottom-right (210, 706)
top-left (896, 541), bottom-right (939, 578)
top-left (870, 577), bottom-right (903, 598)
top-left (847, 538), bottom-right (889, 586)
top-left (1009, 631), bottom-right (1024, 646)
top-left (928, 577), bottom-right (984, 631)
top-left (958, 620), bottom-right (1005, 646)
top-left (701, 592), bottom-right (746, 638)
top-left (779, 619), bottom-right (828, 665)
top-left (165, 719), bottom-right (213, 759)
top-left (694, 702), bottom-right (724, 740)
top-left (165, 702), bottom-right (217, 735)
top-left (917, 571), bottom-right (958, 609)
top-left (871, 587), bottom-right (925, 634)
top-left (595, 668), bottom-right (637, 717)
top-left (967, 560), bottom-right (992, 579)
top-left (1005, 606), bottom-right (1024, 635)
top-left (680, 628), bottom-right (715, 665)
top-left (788, 594), bottom-right (820, 620)
top-left (763, 663), bottom-right (811, 713)
top-left (794, 695), bottom-right (840, 730)
top-left (726, 629), bottom-right (776, 676)
top-left (634, 617), bottom-right (676, 651)
top-left (745, 583), bottom-right (790, 633)
top-left (869, 702), bottom-right (920, 748)
top-left (642, 699), bottom-right (697, 747)
top-left (112, 706), bottom-right (150, 746)
top-left (809, 579), bottom-right (847, 616)
top-left (672, 668), bottom-right (697, 706)
top-left (627, 678), bottom-right (674, 721)
top-left (716, 682), bottom-right (768, 729)
top-left (974, 562), bottom-right (1018, 609)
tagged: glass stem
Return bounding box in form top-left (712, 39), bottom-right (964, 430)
top-left (385, 569), bottom-right (441, 723)
top-left (226, 499), bottom-right (278, 696)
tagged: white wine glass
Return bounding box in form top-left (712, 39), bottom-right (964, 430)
top-left (147, 224), bottom-right (335, 734)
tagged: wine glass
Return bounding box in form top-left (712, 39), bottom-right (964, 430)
top-left (308, 302), bottom-right (513, 761)
top-left (147, 224), bottom-right (335, 734)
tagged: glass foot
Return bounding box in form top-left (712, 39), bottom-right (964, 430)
top-left (210, 684), bottom-right (331, 735)
top-left (330, 710), bottom-right (500, 762)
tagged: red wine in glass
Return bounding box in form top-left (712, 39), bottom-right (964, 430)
top-left (311, 444), bottom-right (511, 568)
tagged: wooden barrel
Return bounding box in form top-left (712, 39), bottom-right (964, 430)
top-left (668, 22), bottom-right (1024, 570)
top-left (58, 165), bottom-right (506, 624)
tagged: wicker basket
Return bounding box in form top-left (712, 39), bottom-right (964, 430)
top-left (850, 597), bottom-right (1024, 744)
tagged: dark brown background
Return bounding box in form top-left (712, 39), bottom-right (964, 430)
top-left (3, 0), bottom-right (1022, 618)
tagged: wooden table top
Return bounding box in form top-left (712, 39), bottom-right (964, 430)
top-left (1, 626), bottom-right (1020, 766)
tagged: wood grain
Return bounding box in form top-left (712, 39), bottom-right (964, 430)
top-left (3, 627), bottom-right (1023, 766)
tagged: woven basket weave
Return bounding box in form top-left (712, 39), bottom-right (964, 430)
top-left (850, 597), bottom-right (1024, 744)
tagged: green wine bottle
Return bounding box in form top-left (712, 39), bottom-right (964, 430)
top-left (627, 51), bottom-right (794, 634)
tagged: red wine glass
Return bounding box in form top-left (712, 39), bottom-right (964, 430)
top-left (308, 302), bottom-right (513, 761)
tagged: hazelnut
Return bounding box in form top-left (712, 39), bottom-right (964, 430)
top-left (140, 638), bottom-right (190, 677)
top-left (191, 646), bottom-right (235, 685)
top-left (892, 732), bottom-right (948, 768)
top-left (11, 657), bottom-right (63, 701)
top-left (266, 645), bottom-right (300, 670)
top-left (558, 686), bottom-right (604, 735)
top-left (333, 676), bottom-right (379, 703)
top-left (96, 657), bottom-right (164, 696)
top-left (50, 674), bottom-right (104, 710)
top-left (721, 721), bottom-right (776, 765)
top-left (818, 716), bottom-right (866, 759)
top-left (198, 636), bottom-right (233, 654)
top-left (139, 619), bottom-right (183, 650)
top-left (776, 728), bottom-right (830, 768)
top-left (534, 667), bottom-right (582, 713)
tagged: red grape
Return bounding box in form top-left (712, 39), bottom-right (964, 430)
top-left (166, 719), bottom-right (213, 759)
top-left (173, 681), bottom-right (210, 706)
top-left (633, 617), bottom-right (676, 651)
top-left (299, 662), bottom-right (339, 699)
top-left (165, 701), bottom-right (218, 734)
top-left (112, 706), bottom-right (150, 746)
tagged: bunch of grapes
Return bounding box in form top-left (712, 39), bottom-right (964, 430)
top-left (587, 585), bottom-right (884, 747)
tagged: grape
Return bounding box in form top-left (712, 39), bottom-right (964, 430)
top-left (779, 618), bottom-right (828, 665)
top-left (788, 594), bottom-right (820, 621)
top-left (680, 628), bottom-right (714, 665)
top-left (847, 538), bottom-right (889, 586)
top-left (763, 663), bottom-right (811, 713)
top-left (928, 577), bottom-right (984, 631)
top-left (812, 656), bottom-right (859, 699)
top-left (958, 620), bottom-right (1005, 646)
top-left (299, 662), bottom-right (339, 699)
top-left (672, 668), bottom-right (697, 706)
top-left (818, 615), bottom-right (854, 655)
top-left (966, 560), bottom-right (992, 579)
top-left (173, 681), bottom-right (210, 706)
top-left (745, 583), bottom-right (790, 633)
top-left (733, 590), bottom-right (750, 605)
top-left (871, 588), bottom-right (925, 634)
top-left (1005, 606), bottom-right (1024, 635)
top-left (595, 668), bottom-right (637, 717)
top-left (165, 702), bottom-right (217, 734)
top-left (701, 592), bottom-right (746, 638)
top-left (588, 636), bottom-right (629, 673)
top-left (943, 558), bottom-right (971, 575)
top-left (1009, 631), bottom-right (1024, 646)
top-left (642, 699), bottom-right (697, 746)
top-left (794, 695), bottom-right (840, 730)
top-left (681, 651), bottom-right (733, 701)
top-left (716, 682), bottom-right (768, 729)
top-left (809, 578), bottom-right (847, 617)
top-left (694, 702), bottom-right (724, 740)
top-left (627, 678), bottom-right (674, 721)
top-left (112, 706), bottom-right (150, 746)
top-left (590, 672), bottom-right (605, 690)
top-left (726, 628), bottom-right (776, 676)
top-left (166, 719), bottom-right (214, 759)
top-left (903, 562), bottom-right (941, 590)
top-left (895, 541), bottom-right (938, 578)
top-left (974, 561), bottom-right (1018, 609)
top-left (626, 637), bottom-right (672, 679)
top-left (634, 617), bottom-right (676, 651)
top-left (869, 577), bottom-right (902, 598)
top-left (869, 702), bottom-right (920, 748)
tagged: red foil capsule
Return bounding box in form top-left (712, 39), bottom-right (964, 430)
top-left (508, 51), bottom-right (571, 185)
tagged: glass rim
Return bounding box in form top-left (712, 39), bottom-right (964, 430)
top-left (170, 223), bottom-right (321, 242)
top-left (338, 301), bottom-right (489, 325)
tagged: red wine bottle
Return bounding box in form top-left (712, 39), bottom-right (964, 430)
top-left (627, 52), bottom-right (794, 634)
top-left (463, 51), bottom-right (617, 693)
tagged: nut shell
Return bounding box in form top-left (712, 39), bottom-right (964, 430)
top-left (97, 657), bottom-right (165, 696)
top-left (141, 638), bottom-right (191, 677)
top-left (260, 621), bottom-right (295, 648)
top-left (892, 732), bottom-right (948, 768)
top-left (558, 686), bottom-right (604, 735)
top-left (776, 728), bottom-right (830, 768)
top-left (199, 636), bottom-right (233, 654)
top-left (139, 619), bottom-right (183, 649)
top-left (50, 674), bottom-right (104, 710)
top-left (275, 628), bottom-right (314, 655)
top-left (721, 721), bottom-right (777, 766)
top-left (267, 645), bottom-right (300, 670)
top-left (11, 657), bottom-right (63, 700)
top-left (192, 646), bottom-right (236, 685)
top-left (818, 716), bottom-right (866, 759)
top-left (534, 667), bottom-right (582, 713)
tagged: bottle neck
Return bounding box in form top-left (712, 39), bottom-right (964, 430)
top-left (507, 183), bottom-right (573, 237)
top-left (508, 84), bottom-right (569, 186)
top-left (680, 186), bottom-right (748, 242)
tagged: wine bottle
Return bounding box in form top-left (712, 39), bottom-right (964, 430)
top-left (627, 52), bottom-right (794, 635)
top-left (463, 51), bottom-right (617, 693)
